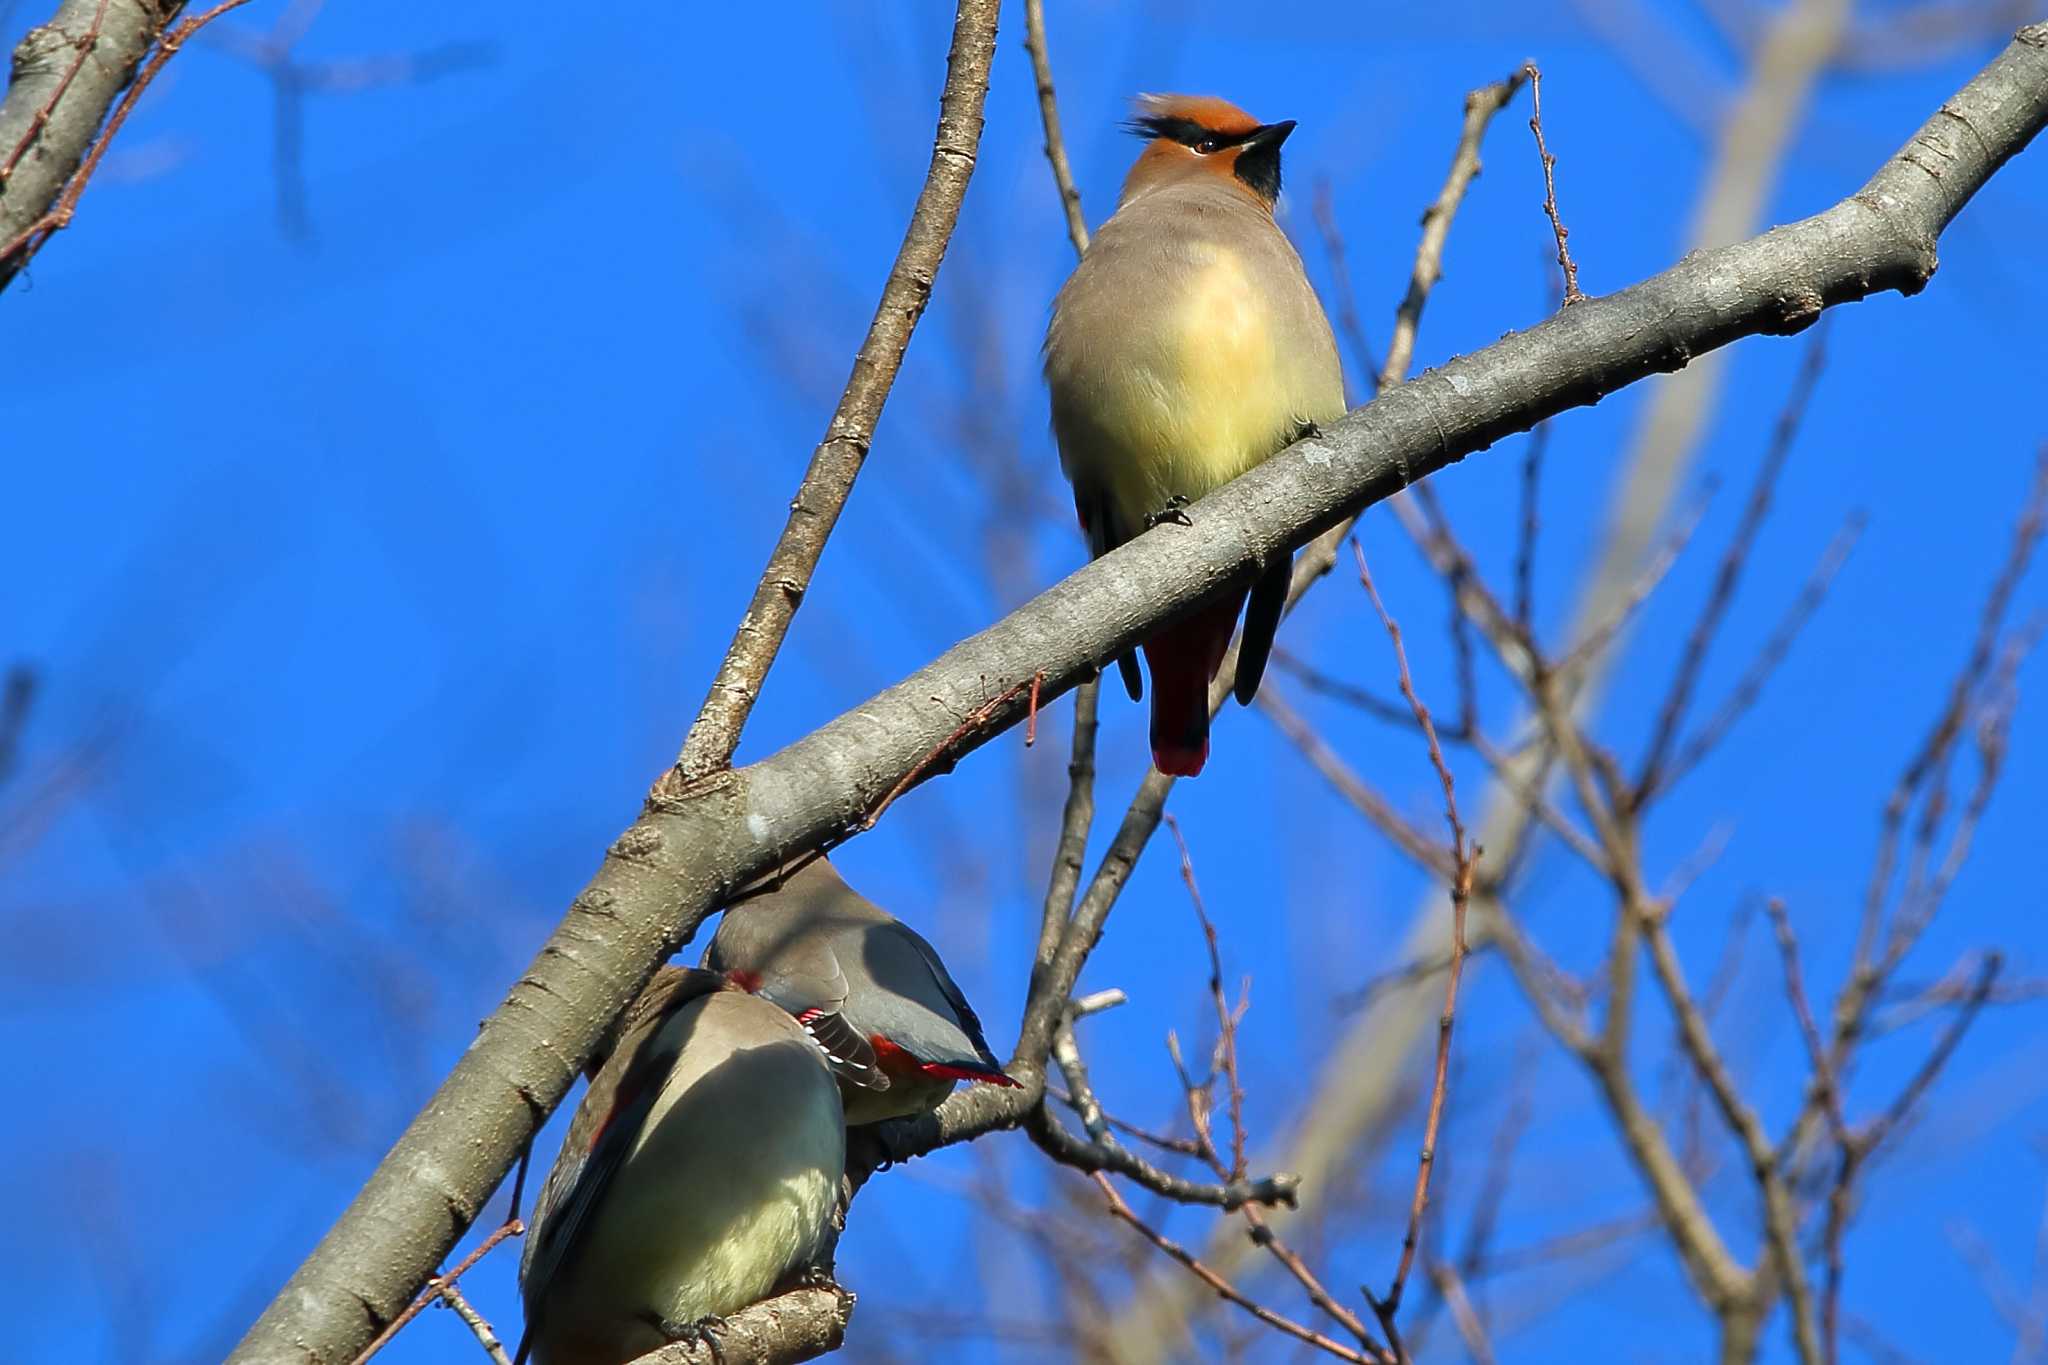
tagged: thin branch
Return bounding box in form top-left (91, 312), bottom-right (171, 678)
top-left (1032, 1103), bottom-right (1297, 1211)
top-left (429, 1281), bottom-right (511, 1365)
top-left (674, 0), bottom-right (1001, 779)
top-left (1427, 1260), bottom-right (1499, 1365)
top-left (1765, 899), bottom-right (1848, 1144)
top-left (1354, 542), bottom-right (1479, 1342)
top-left (1269, 647), bottom-right (1468, 737)
top-left (859, 673), bottom-right (1036, 830)
top-left (1522, 62), bottom-right (1585, 304)
top-left (1512, 421), bottom-right (1551, 634)
top-left (349, 1218), bottom-right (525, 1364)
top-left (1021, 0), bottom-right (1087, 258)
top-left (0, 664), bottom-right (37, 788)
top-left (1296, 66), bottom-right (1530, 592)
top-left (1640, 914), bottom-right (1822, 1362)
top-left (1259, 685), bottom-right (1457, 879)
top-left (1638, 325), bottom-right (1831, 799)
top-left (1381, 69), bottom-right (1530, 393)
top-left (1553, 495), bottom-right (1708, 680)
top-left (1311, 178), bottom-right (1382, 393)
top-left (1863, 953), bottom-right (2002, 1150)
top-left (1659, 512), bottom-right (1865, 794)
top-left (1163, 815), bottom-right (1248, 1181)
top-left (1038, 679), bottom-right (1099, 967)
top-left (1089, 1173), bottom-right (1385, 1364)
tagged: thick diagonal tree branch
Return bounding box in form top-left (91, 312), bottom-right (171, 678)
top-left (1, 0), bottom-right (187, 288)
top-left (231, 29), bottom-right (2048, 1365)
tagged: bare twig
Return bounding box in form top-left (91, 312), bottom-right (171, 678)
top-left (1427, 1260), bottom-right (1499, 1365)
top-left (1296, 66), bottom-right (1529, 593)
top-left (1381, 70), bottom-right (1531, 391)
top-left (1164, 815), bottom-right (1248, 1180)
top-left (1764, 899), bottom-right (1848, 1143)
top-left (349, 1218), bottom-right (524, 1365)
top-left (1259, 685), bottom-right (1457, 879)
top-left (1522, 63), bottom-right (1585, 304)
top-left (1310, 179), bottom-right (1382, 392)
top-left (1038, 679), bottom-right (1099, 965)
top-left (1270, 647), bottom-right (1466, 736)
top-left (861, 674), bottom-right (1037, 830)
top-left (1512, 421), bottom-right (1551, 634)
top-left (1090, 1173), bottom-right (1385, 1364)
top-left (428, 1280), bottom-right (511, 1365)
top-left (1553, 496), bottom-right (1708, 679)
top-left (1659, 512), bottom-right (1865, 793)
top-left (0, 665), bottom-right (37, 787)
top-left (675, 0), bottom-right (1001, 779)
top-left (1354, 542), bottom-right (1478, 1341)
top-left (1021, 0), bottom-right (1087, 258)
top-left (1638, 325), bottom-right (1831, 799)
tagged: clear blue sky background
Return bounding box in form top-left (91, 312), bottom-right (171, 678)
top-left (4, 3), bottom-right (2045, 1362)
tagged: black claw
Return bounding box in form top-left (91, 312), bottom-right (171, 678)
top-left (1145, 495), bottom-right (1194, 530)
top-left (657, 1314), bottom-right (729, 1364)
top-left (795, 1263), bottom-right (839, 1290)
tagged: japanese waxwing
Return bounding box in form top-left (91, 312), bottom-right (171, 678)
top-left (1044, 95), bottom-right (1346, 777)
top-left (517, 967), bottom-right (844, 1365)
top-left (703, 856), bottom-right (1019, 1126)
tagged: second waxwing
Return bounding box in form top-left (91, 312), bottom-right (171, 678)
top-left (702, 856), bottom-right (1019, 1125)
top-left (1044, 94), bottom-right (1346, 777)
top-left (518, 967), bottom-right (844, 1365)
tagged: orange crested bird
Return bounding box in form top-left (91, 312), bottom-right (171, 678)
top-left (1044, 95), bottom-right (1345, 776)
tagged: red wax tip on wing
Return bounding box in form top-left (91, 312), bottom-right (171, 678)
top-left (586, 1077), bottom-right (643, 1154)
top-left (725, 968), bottom-right (764, 994)
top-left (870, 1034), bottom-right (1021, 1088)
top-left (919, 1061), bottom-right (1023, 1087)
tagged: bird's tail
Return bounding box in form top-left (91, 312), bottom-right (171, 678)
top-left (1143, 593), bottom-right (1245, 777)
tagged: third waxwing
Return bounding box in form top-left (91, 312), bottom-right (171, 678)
top-left (1044, 95), bottom-right (1346, 777)
top-left (703, 857), bottom-right (1019, 1125)
top-left (518, 967), bottom-right (844, 1365)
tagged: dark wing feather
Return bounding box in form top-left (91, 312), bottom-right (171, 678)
top-left (1074, 484), bottom-right (1144, 701)
top-left (757, 947), bottom-right (889, 1094)
top-left (898, 925), bottom-right (1007, 1072)
top-left (1234, 553), bottom-right (1292, 705)
top-left (797, 1007), bottom-right (888, 1091)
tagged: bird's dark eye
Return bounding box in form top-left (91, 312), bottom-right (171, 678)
top-left (1193, 137), bottom-right (1219, 154)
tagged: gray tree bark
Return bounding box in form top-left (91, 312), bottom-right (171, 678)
top-left (0, 0), bottom-right (184, 289)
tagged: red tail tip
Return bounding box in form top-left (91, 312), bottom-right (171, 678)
top-left (1152, 742), bottom-right (1208, 778)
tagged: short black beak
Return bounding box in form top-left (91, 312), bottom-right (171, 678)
top-left (1232, 121), bottom-right (1294, 202)
top-left (1241, 120), bottom-right (1296, 152)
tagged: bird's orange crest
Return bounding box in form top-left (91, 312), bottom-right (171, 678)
top-left (1120, 93), bottom-right (1292, 207)
top-left (1130, 94), bottom-right (1262, 138)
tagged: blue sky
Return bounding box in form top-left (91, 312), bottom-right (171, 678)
top-left (4, 3), bottom-right (2045, 1362)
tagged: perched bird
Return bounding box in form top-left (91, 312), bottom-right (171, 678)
top-left (518, 967), bottom-right (844, 1365)
top-left (1044, 94), bottom-right (1345, 776)
top-left (704, 856), bottom-right (1018, 1125)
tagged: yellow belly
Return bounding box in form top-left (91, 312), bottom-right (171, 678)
top-left (1059, 244), bottom-right (1326, 540)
